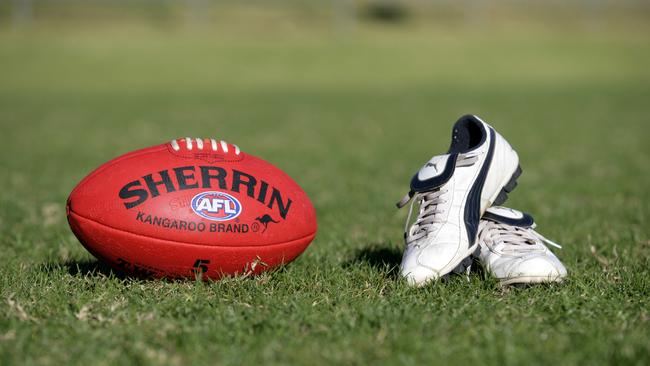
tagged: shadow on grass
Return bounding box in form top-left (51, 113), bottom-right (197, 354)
top-left (345, 244), bottom-right (497, 285)
top-left (345, 243), bottom-right (403, 279)
top-left (40, 259), bottom-right (127, 279)
top-left (39, 258), bottom-right (294, 284)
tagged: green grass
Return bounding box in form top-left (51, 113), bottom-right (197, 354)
top-left (1, 20), bottom-right (649, 365)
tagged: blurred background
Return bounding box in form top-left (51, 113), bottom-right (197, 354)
top-left (2, 0), bottom-right (650, 32)
top-left (1, 2), bottom-right (649, 364)
top-left (1, 0), bottom-right (649, 247)
top-left (1, 0), bottom-right (649, 262)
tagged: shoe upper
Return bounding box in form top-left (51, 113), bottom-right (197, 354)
top-left (477, 206), bottom-right (568, 284)
top-left (397, 115), bottom-right (520, 286)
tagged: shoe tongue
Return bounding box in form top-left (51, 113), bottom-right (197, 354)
top-left (483, 206), bottom-right (535, 228)
top-left (418, 155), bottom-right (451, 179)
top-left (410, 153), bottom-right (458, 193)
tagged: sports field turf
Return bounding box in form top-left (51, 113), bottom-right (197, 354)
top-left (1, 16), bottom-right (649, 365)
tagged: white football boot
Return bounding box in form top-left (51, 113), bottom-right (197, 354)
top-left (397, 115), bottom-right (521, 286)
top-left (476, 206), bottom-right (567, 285)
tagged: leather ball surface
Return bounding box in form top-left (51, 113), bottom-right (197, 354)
top-left (66, 138), bottom-right (317, 279)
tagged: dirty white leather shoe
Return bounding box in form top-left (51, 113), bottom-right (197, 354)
top-left (477, 206), bottom-right (567, 285)
top-left (397, 115), bottom-right (521, 286)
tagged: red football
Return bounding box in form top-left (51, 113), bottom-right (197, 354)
top-left (67, 137), bottom-right (317, 279)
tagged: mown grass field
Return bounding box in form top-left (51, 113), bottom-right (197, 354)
top-left (1, 14), bottom-right (649, 365)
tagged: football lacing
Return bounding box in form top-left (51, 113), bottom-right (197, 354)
top-left (170, 138), bottom-right (241, 155)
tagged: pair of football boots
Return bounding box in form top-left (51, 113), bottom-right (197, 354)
top-left (397, 115), bottom-right (567, 286)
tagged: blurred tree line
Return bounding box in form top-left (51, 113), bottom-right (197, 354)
top-left (2, 0), bottom-right (649, 31)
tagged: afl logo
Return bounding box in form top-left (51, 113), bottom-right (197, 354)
top-left (191, 191), bottom-right (242, 221)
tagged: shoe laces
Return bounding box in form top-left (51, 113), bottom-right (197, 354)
top-left (397, 153), bottom-right (479, 244)
top-left (479, 221), bottom-right (562, 255)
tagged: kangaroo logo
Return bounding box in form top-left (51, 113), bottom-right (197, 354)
top-left (255, 214), bottom-right (280, 233)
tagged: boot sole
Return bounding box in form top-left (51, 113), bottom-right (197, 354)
top-left (493, 165), bottom-right (522, 206)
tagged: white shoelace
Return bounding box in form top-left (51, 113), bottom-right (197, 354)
top-left (397, 153), bottom-right (479, 244)
top-left (478, 221), bottom-right (562, 255)
top-left (170, 138), bottom-right (241, 155)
